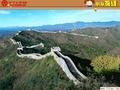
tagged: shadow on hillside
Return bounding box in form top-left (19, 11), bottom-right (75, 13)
top-left (65, 54), bottom-right (93, 75)
top-left (103, 72), bottom-right (120, 86)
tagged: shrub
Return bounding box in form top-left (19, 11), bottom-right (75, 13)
top-left (91, 55), bottom-right (120, 73)
top-left (0, 73), bottom-right (16, 90)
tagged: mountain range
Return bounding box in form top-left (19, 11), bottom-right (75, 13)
top-left (1, 21), bottom-right (120, 32)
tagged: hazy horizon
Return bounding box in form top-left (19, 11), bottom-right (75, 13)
top-left (0, 21), bottom-right (119, 28)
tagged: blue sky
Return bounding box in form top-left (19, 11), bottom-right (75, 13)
top-left (0, 9), bottom-right (120, 27)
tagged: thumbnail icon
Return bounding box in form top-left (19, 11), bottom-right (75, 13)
top-left (84, 0), bottom-right (95, 7)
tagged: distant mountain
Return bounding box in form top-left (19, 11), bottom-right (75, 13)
top-left (0, 27), bottom-right (29, 32)
top-left (0, 27), bottom-right (29, 37)
top-left (0, 30), bottom-right (15, 37)
top-left (32, 21), bottom-right (120, 31)
top-left (0, 21), bottom-right (120, 32)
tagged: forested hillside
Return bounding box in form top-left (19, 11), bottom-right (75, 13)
top-left (0, 26), bottom-right (120, 90)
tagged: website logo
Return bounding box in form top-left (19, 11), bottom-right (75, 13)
top-left (1, 0), bottom-right (27, 7)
